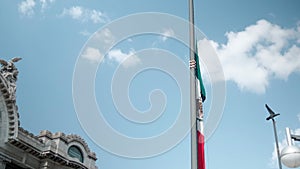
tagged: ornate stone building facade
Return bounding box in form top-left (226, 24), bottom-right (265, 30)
top-left (0, 58), bottom-right (98, 169)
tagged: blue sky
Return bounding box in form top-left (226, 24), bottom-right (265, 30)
top-left (1, 0), bottom-right (300, 169)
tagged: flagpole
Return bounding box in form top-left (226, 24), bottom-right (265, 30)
top-left (189, 0), bottom-right (197, 169)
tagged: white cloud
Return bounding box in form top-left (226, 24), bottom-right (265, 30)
top-left (197, 39), bottom-right (226, 83)
top-left (108, 49), bottom-right (141, 68)
top-left (62, 6), bottom-right (83, 20)
top-left (82, 47), bottom-right (103, 64)
top-left (161, 28), bottom-right (175, 41)
top-left (18, 0), bottom-right (36, 16)
top-left (295, 128), bottom-right (300, 136)
top-left (61, 6), bottom-right (108, 24)
top-left (90, 10), bottom-right (106, 24)
top-left (18, 0), bottom-right (55, 16)
top-left (40, 0), bottom-right (55, 12)
top-left (209, 19), bottom-right (300, 93)
top-left (82, 29), bottom-right (140, 68)
top-left (91, 28), bottom-right (115, 50)
top-left (82, 47), bottom-right (141, 68)
top-left (79, 30), bottom-right (91, 37)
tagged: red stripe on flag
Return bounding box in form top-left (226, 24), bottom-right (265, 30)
top-left (197, 130), bottom-right (205, 169)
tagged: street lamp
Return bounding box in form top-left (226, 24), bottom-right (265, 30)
top-left (281, 128), bottom-right (300, 168)
top-left (265, 104), bottom-right (282, 169)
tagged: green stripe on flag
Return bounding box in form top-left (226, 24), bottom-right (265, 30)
top-left (195, 43), bottom-right (206, 102)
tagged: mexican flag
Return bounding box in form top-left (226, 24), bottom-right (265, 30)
top-left (195, 43), bottom-right (206, 169)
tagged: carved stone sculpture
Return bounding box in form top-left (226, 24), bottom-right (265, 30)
top-left (0, 57), bottom-right (22, 101)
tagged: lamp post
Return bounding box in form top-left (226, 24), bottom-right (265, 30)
top-left (281, 127), bottom-right (300, 168)
top-left (265, 104), bottom-right (282, 169)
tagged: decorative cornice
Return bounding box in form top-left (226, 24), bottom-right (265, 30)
top-left (38, 130), bottom-right (97, 160)
top-left (8, 138), bottom-right (88, 169)
top-left (40, 150), bottom-right (88, 169)
top-left (18, 127), bottom-right (41, 142)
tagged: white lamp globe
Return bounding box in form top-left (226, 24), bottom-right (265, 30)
top-left (281, 145), bottom-right (300, 168)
